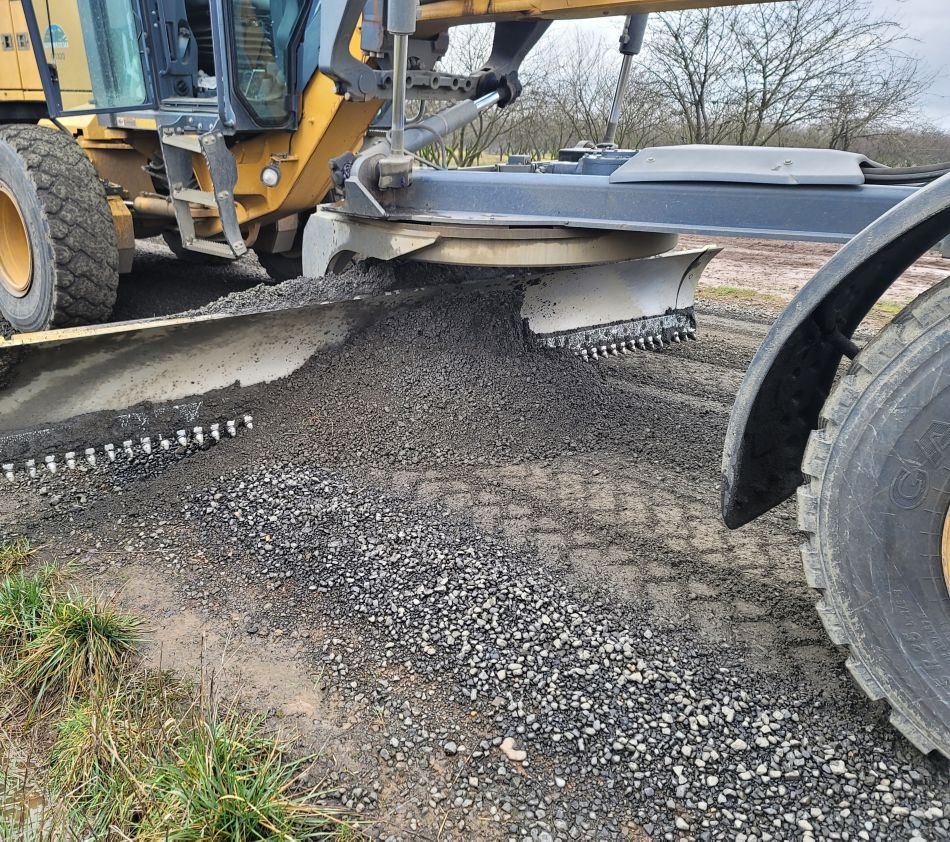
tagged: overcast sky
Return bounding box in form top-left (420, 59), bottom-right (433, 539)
top-left (571, 0), bottom-right (950, 129)
top-left (875, 0), bottom-right (950, 127)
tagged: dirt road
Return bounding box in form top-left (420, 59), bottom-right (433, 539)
top-left (1, 238), bottom-right (948, 840)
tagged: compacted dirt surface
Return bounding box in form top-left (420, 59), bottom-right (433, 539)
top-left (1, 237), bottom-right (949, 840)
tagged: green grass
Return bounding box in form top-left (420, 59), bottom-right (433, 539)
top-left (702, 284), bottom-right (910, 327)
top-left (9, 592), bottom-right (141, 715)
top-left (138, 704), bottom-right (346, 841)
top-left (0, 549), bottom-right (357, 840)
top-left (700, 284), bottom-right (787, 307)
top-left (47, 671), bottom-right (187, 833)
top-left (0, 566), bottom-right (62, 663)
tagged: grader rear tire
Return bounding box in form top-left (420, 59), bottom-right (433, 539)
top-left (798, 276), bottom-right (950, 756)
top-left (0, 125), bottom-right (118, 333)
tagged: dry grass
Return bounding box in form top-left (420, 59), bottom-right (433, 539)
top-left (0, 539), bottom-right (36, 576)
top-left (0, 540), bottom-right (357, 840)
top-left (8, 592), bottom-right (141, 717)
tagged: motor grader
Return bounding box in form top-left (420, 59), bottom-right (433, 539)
top-left (0, 0), bottom-right (947, 757)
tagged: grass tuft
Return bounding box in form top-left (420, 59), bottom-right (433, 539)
top-left (0, 538), bottom-right (35, 576)
top-left (47, 670), bottom-right (190, 833)
top-left (10, 593), bottom-right (141, 714)
top-left (0, 567), bottom-right (61, 663)
top-left (138, 703), bottom-right (346, 841)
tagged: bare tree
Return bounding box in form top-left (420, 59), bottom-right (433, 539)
top-left (423, 0), bottom-right (933, 166)
top-left (644, 0), bottom-right (930, 147)
top-left (432, 24), bottom-right (543, 166)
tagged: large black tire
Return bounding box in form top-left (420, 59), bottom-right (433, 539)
top-left (0, 124), bottom-right (118, 332)
top-left (799, 276), bottom-right (950, 756)
top-left (255, 250), bottom-right (302, 283)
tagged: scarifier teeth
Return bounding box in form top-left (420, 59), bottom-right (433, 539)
top-left (533, 310), bottom-right (696, 363)
top-left (2, 415), bottom-right (255, 482)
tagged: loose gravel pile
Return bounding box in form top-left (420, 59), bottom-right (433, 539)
top-left (248, 284), bottom-right (717, 480)
top-left (189, 464), bottom-right (948, 841)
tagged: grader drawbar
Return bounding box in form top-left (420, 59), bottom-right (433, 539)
top-left (0, 0), bottom-right (948, 755)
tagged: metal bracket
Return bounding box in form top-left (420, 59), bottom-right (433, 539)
top-left (161, 130), bottom-right (247, 259)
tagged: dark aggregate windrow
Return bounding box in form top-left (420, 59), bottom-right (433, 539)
top-left (189, 463), bottom-right (949, 842)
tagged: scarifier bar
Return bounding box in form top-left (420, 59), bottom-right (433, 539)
top-left (521, 247), bottom-right (719, 359)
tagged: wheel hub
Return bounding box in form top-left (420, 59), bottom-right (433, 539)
top-left (0, 183), bottom-right (32, 298)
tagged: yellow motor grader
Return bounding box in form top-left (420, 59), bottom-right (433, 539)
top-left (0, 0), bottom-right (948, 757)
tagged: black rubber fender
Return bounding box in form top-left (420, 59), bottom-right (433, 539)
top-left (722, 172), bottom-right (950, 529)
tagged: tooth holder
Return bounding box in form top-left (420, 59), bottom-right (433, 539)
top-left (1, 416), bottom-right (253, 482)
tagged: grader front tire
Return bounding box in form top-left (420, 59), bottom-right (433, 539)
top-left (798, 276), bottom-right (950, 756)
top-left (0, 125), bottom-right (118, 333)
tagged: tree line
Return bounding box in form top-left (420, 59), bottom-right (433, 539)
top-left (432, 0), bottom-right (949, 167)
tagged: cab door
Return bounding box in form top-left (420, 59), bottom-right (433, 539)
top-left (19, 0), bottom-right (155, 114)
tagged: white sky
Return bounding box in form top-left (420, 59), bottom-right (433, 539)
top-left (875, 0), bottom-right (950, 127)
top-left (562, 0), bottom-right (950, 129)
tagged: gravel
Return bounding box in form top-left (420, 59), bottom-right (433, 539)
top-left (6, 247), bottom-right (950, 840)
top-left (185, 463), bottom-right (949, 841)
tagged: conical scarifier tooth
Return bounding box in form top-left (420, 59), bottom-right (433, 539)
top-left (160, 438), bottom-right (171, 451)
top-left (243, 415), bottom-right (254, 430)
top-left (193, 426), bottom-right (205, 446)
top-left (45, 454), bottom-right (57, 474)
top-left (141, 437), bottom-right (152, 455)
top-left (65, 452), bottom-right (77, 470)
top-left (176, 430), bottom-right (188, 447)
top-left (104, 444), bottom-right (116, 462)
top-left (210, 423), bottom-right (221, 442)
top-left (226, 420), bottom-right (237, 437)
top-left (672, 331), bottom-right (681, 343)
top-left (123, 440), bottom-right (134, 458)
top-left (85, 448), bottom-right (97, 466)
top-left (608, 342), bottom-right (618, 356)
top-left (26, 459), bottom-right (37, 478)
top-left (3, 464), bottom-right (14, 482)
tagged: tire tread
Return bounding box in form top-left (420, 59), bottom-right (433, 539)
top-left (799, 278), bottom-right (950, 756)
top-left (0, 124), bottom-right (117, 328)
